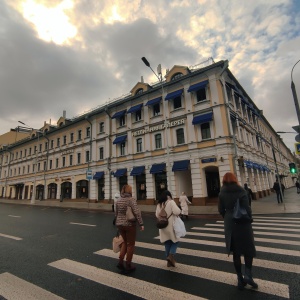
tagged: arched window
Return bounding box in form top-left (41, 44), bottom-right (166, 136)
top-left (171, 73), bottom-right (183, 81)
top-left (135, 88), bottom-right (144, 95)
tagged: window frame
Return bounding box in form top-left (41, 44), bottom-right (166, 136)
top-left (176, 128), bottom-right (185, 145)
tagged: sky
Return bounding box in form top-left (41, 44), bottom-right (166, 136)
top-left (1, 0), bottom-right (300, 152)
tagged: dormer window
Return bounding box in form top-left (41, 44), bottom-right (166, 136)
top-left (136, 88), bottom-right (144, 95)
top-left (59, 122), bottom-right (64, 127)
top-left (171, 73), bottom-right (183, 81)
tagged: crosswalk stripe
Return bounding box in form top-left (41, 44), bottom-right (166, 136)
top-left (0, 233), bottom-right (22, 241)
top-left (0, 272), bottom-right (63, 300)
top-left (135, 241), bottom-right (300, 274)
top-left (48, 259), bottom-right (205, 300)
top-left (191, 227), bottom-right (300, 238)
top-left (8, 215), bottom-right (21, 218)
top-left (185, 232), bottom-right (300, 246)
top-left (253, 219), bottom-right (300, 224)
top-left (94, 249), bottom-right (290, 299)
top-left (69, 222), bottom-right (96, 227)
top-left (205, 224), bottom-right (300, 232)
top-left (216, 221), bottom-right (300, 228)
top-left (254, 216), bottom-right (300, 220)
top-left (154, 237), bottom-right (300, 257)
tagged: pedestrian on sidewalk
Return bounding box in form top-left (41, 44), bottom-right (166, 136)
top-left (156, 190), bottom-right (181, 267)
top-left (113, 191), bottom-right (120, 225)
top-left (115, 184), bottom-right (144, 273)
top-left (218, 172), bottom-right (258, 290)
top-left (273, 180), bottom-right (283, 203)
top-left (296, 180), bottom-right (300, 194)
top-left (179, 192), bottom-right (191, 220)
top-left (243, 183), bottom-right (253, 207)
top-left (281, 183), bottom-right (286, 197)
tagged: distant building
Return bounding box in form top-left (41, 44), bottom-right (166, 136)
top-left (0, 129), bottom-right (30, 148)
top-left (0, 60), bottom-right (295, 204)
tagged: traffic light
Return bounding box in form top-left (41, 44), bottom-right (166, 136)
top-left (289, 162), bottom-right (297, 174)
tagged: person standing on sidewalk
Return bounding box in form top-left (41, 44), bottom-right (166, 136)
top-left (296, 180), bottom-right (300, 194)
top-left (244, 183), bottom-right (253, 207)
top-left (179, 192), bottom-right (191, 220)
top-left (113, 191), bottom-right (120, 225)
top-left (273, 180), bottom-right (283, 203)
top-left (115, 184), bottom-right (144, 273)
top-left (156, 190), bottom-right (181, 267)
top-left (218, 172), bottom-right (258, 290)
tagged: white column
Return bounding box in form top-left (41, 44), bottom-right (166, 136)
top-left (89, 179), bottom-right (97, 201)
top-left (190, 161), bottom-right (202, 198)
top-left (146, 172), bottom-right (155, 200)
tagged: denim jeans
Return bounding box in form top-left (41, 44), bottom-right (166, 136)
top-left (164, 240), bottom-right (179, 257)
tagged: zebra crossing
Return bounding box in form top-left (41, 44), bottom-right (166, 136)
top-left (1, 216), bottom-right (299, 299)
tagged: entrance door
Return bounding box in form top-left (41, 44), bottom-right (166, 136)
top-left (206, 170), bottom-right (220, 198)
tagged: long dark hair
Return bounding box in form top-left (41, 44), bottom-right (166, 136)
top-left (157, 190), bottom-right (173, 204)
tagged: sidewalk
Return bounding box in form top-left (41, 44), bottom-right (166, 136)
top-left (1, 187), bottom-right (300, 215)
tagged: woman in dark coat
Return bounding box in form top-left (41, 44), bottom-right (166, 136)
top-left (218, 172), bottom-right (258, 290)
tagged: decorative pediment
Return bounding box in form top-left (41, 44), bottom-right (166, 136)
top-left (130, 82), bottom-right (151, 96)
top-left (41, 123), bottom-right (56, 133)
top-left (57, 117), bottom-right (66, 127)
top-left (165, 65), bottom-right (190, 82)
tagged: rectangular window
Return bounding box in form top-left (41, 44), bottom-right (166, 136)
top-left (29, 148), bottom-right (32, 155)
top-left (16, 152), bottom-right (18, 159)
top-left (23, 166), bottom-right (25, 174)
top-left (135, 110), bottom-right (142, 121)
top-left (20, 151), bottom-right (23, 157)
top-left (63, 135), bottom-right (67, 145)
top-left (27, 165), bottom-right (30, 173)
top-left (45, 142), bottom-right (48, 150)
top-left (86, 127), bottom-right (91, 138)
top-left (99, 147), bottom-right (104, 160)
top-left (70, 133), bottom-right (74, 142)
top-left (173, 96), bottom-right (182, 109)
top-left (85, 150), bottom-right (90, 162)
top-left (32, 164), bottom-right (35, 172)
top-left (153, 103), bottom-right (160, 116)
top-left (49, 159), bottom-right (52, 170)
top-left (39, 144), bottom-right (42, 152)
top-left (155, 134), bottom-right (162, 149)
top-left (120, 142), bottom-right (126, 156)
top-left (56, 158), bottom-right (59, 168)
top-left (50, 140), bottom-right (54, 149)
top-left (201, 122), bottom-right (211, 139)
top-left (119, 116), bottom-right (125, 127)
top-left (78, 130), bottom-right (82, 140)
top-left (34, 146), bottom-right (37, 153)
top-left (62, 156), bottom-right (66, 167)
top-left (57, 138), bottom-right (60, 147)
top-left (99, 122), bottom-right (105, 133)
top-left (18, 167), bottom-right (20, 174)
top-left (136, 138), bottom-right (142, 152)
top-left (196, 88), bottom-right (206, 102)
top-left (70, 155), bottom-right (73, 166)
top-left (43, 161), bottom-right (46, 171)
top-left (77, 153), bottom-right (81, 164)
top-left (38, 163), bottom-right (40, 172)
top-left (176, 128), bottom-right (185, 144)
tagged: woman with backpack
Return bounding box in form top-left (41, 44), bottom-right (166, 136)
top-left (155, 190), bottom-right (181, 267)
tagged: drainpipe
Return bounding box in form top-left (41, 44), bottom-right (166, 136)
top-left (105, 106), bottom-right (112, 202)
top-left (85, 116), bottom-right (93, 202)
top-left (43, 133), bottom-right (50, 200)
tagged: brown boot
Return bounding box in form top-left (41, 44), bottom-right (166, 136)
top-left (124, 263), bottom-right (136, 273)
top-left (167, 254), bottom-right (176, 267)
top-left (167, 260), bottom-right (172, 267)
top-left (117, 260), bottom-right (125, 270)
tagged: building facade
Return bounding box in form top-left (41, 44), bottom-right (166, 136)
top-left (0, 60), bottom-right (296, 205)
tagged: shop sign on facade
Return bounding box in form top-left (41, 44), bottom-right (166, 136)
top-left (201, 158), bottom-right (217, 163)
top-left (86, 169), bottom-right (93, 180)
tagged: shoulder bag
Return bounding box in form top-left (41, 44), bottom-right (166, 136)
top-left (112, 231), bottom-right (124, 253)
top-left (126, 205), bottom-right (136, 222)
top-left (233, 198), bottom-right (251, 224)
top-left (173, 216), bottom-right (186, 238)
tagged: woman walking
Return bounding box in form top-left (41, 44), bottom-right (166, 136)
top-left (115, 184), bottom-right (144, 273)
top-left (179, 192), bottom-right (191, 220)
top-left (156, 190), bottom-right (181, 267)
top-left (218, 172), bottom-right (258, 290)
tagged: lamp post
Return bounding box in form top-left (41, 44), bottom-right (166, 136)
top-left (18, 121), bottom-right (42, 204)
top-left (141, 57), bottom-right (173, 195)
top-left (291, 60), bottom-right (300, 132)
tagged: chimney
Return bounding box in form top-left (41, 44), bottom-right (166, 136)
top-left (141, 76), bottom-right (144, 83)
top-left (63, 110), bottom-right (66, 118)
top-left (44, 121), bottom-right (46, 126)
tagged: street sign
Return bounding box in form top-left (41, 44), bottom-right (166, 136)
top-left (295, 143), bottom-right (300, 155)
top-left (86, 169), bottom-right (92, 180)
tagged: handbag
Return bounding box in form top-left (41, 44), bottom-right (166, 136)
top-left (126, 206), bottom-right (136, 222)
top-left (173, 216), bottom-right (186, 238)
top-left (232, 198), bottom-right (251, 224)
top-left (112, 231), bottom-right (124, 253)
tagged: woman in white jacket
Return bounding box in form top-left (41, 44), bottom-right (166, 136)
top-left (179, 192), bottom-right (191, 220)
top-left (155, 190), bottom-right (181, 267)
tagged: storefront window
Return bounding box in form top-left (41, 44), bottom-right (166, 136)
top-left (136, 174), bottom-right (146, 200)
top-left (154, 172), bottom-right (167, 200)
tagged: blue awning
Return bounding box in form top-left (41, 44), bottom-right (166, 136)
top-left (241, 97), bottom-right (249, 105)
top-left (113, 135), bottom-right (127, 144)
top-left (172, 160), bottom-right (190, 171)
top-left (165, 89), bottom-right (183, 100)
top-left (188, 80), bottom-right (208, 93)
top-left (150, 163), bottom-right (166, 174)
top-left (245, 160), bottom-right (253, 169)
top-left (130, 166), bottom-right (145, 176)
top-left (230, 112), bottom-right (237, 120)
top-left (127, 104), bottom-right (143, 114)
top-left (226, 82), bottom-right (237, 91)
top-left (114, 168), bottom-right (127, 177)
top-left (192, 112), bottom-right (213, 125)
top-left (145, 97), bottom-right (162, 106)
top-left (112, 110), bottom-right (127, 119)
top-left (93, 171), bottom-right (104, 179)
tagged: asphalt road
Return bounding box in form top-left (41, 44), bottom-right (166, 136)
top-left (0, 203), bottom-right (299, 299)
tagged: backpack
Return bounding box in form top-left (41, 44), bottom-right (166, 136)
top-left (156, 201), bottom-right (172, 229)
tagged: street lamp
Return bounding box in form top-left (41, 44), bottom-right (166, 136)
top-left (141, 57), bottom-right (173, 195)
top-left (291, 60), bottom-right (300, 132)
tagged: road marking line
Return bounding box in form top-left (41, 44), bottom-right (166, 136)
top-left (41, 207), bottom-right (50, 210)
top-left (0, 272), bottom-right (64, 300)
top-left (94, 249), bottom-right (289, 299)
top-left (191, 227), bottom-right (300, 238)
top-left (0, 233), bottom-right (22, 241)
top-left (135, 241), bottom-right (300, 274)
top-left (254, 216), bottom-right (300, 220)
top-left (186, 231), bottom-right (300, 246)
top-left (253, 219), bottom-right (300, 224)
top-left (205, 224), bottom-right (300, 232)
top-left (8, 215), bottom-right (21, 218)
top-left (69, 222), bottom-right (96, 227)
top-left (216, 221), bottom-right (300, 228)
top-left (48, 259), bottom-right (205, 300)
top-left (154, 237), bottom-right (300, 257)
